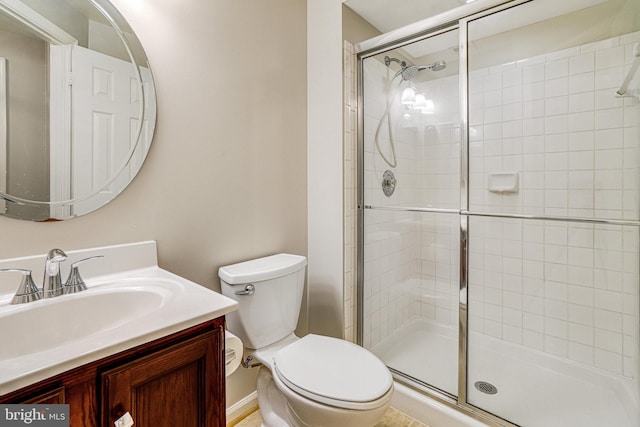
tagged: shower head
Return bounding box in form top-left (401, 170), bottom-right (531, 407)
top-left (429, 60), bottom-right (447, 72)
top-left (394, 60), bottom-right (447, 81)
top-left (400, 65), bottom-right (420, 80)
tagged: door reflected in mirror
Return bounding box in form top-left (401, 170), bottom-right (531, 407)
top-left (0, 0), bottom-right (156, 221)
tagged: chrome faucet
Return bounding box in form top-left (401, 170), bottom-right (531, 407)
top-left (64, 255), bottom-right (103, 294)
top-left (0, 269), bottom-right (42, 304)
top-left (42, 248), bottom-right (67, 298)
top-left (2, 249), bottom-right (103, 304)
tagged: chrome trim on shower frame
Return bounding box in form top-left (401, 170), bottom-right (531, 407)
top-left (364, 205), bottom-right (459, 215)
top-left (464, 211), bottom-right (640, 227)
top-left (364, 205), bottom-right (640, 227)
top-left (458, 16), bottom-right (470, 407)
top-left (356, 40), bottom-right (365, 347)
top-left (354, 0), bottom-right (517, 54)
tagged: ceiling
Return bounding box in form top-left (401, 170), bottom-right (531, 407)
top-left (344, 0), bottom-right (468, 34)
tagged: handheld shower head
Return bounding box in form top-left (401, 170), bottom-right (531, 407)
top-left (394, 60), bottom-right (447, 81)
top-left (429, 60), bottom-right (447, 72)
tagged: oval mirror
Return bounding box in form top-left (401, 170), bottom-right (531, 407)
top-left (0, 0), bottom-right (156, 221)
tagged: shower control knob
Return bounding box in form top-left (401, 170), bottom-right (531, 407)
top-left (235, 284), bottom-right (255, 296)
top-left (382, 170), bottom-right (396, 197)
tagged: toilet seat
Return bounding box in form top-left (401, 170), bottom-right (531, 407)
top-left (273, 334), bottom-right (393, 410)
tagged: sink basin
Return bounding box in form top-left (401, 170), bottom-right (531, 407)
top-left (0, 241), bottom-right (238, 396)
top-left (0, 283), bottom-right (168, 359)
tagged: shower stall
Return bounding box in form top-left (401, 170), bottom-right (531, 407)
top-left (356, 0), bottom-right (640, 425)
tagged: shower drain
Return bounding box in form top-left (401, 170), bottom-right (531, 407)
top-left (474, 381), bottom-right (498, 395)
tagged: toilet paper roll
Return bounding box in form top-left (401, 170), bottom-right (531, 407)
top-left (225, 330), bottom-right (243, 377)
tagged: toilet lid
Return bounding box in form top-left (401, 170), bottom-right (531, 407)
top-left (273, 334), bottom-right (392, 409)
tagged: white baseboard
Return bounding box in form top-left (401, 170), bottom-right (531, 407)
top-left (227, 391), bottom-right (258, 425)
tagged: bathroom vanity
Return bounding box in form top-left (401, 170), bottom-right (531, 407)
top-left (0, 318), bottom-right (224, 426)
top-left (0, 242), bottom-right (238, 427)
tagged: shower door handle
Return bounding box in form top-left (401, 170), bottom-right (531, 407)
top-left (235, 284), bottom-right (255, 296)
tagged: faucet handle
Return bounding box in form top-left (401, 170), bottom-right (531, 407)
top-left (42, 248), bottom-right (68, 298)
top-left (0, 268), bottom-right (42, 304)
top-left (64, 256), bottom-right (104, 294)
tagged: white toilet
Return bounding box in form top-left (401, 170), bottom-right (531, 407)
top-left (219, 254), bottom-right (393, 427)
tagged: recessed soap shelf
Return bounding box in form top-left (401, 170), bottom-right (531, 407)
top-left (488, 172), bottom-right (519, 193)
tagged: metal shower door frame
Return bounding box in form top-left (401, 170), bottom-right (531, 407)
top-left (356, 1), bottom-right (540, 426)
top-left (358, 0), bottom-right (640, 424)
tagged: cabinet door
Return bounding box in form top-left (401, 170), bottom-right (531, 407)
top-left (102, 330), bottom-right (223, 427)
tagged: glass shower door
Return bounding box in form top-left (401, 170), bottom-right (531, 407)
top-left (464, 1), bottom-right (640, 425)
top-left (360, 28), bottom-right (461, 396)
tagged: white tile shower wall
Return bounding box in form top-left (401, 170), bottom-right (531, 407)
top-left (363, 58), bottom-right (417, 349)
top-left (363, 209), bottom-right (420, 349)
top-left (362, 57), bottom-right (461, 349)
top-left (469, 33), bottom-right (640, 220)
top-left (360, 33), bottom-right (639, 377)
top-left (468, 31), bottom-right (640, 378)
top-left (469, 218), bottom-right (639, 378)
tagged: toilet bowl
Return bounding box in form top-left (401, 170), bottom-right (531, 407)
top-left (254, 333), bottom-right (393, 427)
top-left (219, 254), bottom-right (393, 427)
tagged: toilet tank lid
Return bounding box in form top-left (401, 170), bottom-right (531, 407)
top-left (218, 254), bottom-right (307, 284)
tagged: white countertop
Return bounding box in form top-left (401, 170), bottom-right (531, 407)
top-left (0, 241), bottom-right (237, 395)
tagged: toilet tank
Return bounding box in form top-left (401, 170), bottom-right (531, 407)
top-left (219, 254), bottom-right (307, 350)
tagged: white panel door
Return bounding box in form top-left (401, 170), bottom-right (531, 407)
top-left (71, 45), bottom-right (147, 216)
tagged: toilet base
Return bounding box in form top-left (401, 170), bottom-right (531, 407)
top-left (257, 367), bottom-right (290, 427)
top-left (256, 366), bottom-right (393, 427)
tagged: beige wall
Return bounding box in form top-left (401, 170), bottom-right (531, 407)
top-left (342, 3), bottom-right (380, 45)
top-left (307, 0), bottom-right (345, 339)
top-left (0, 0), bottom-right (307, 410)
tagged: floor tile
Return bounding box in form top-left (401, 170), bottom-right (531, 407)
top-left (231, 406), bottom-right (429, 427)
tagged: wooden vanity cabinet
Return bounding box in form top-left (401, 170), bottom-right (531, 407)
top-left (21, 386), bottom-right (65, 404)
top-left (102, 328), bottom-right (223, 426)
top-left (0, 317), bottom-right (226, 427)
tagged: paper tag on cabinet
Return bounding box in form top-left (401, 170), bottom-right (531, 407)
top-left (114, 412), bottom-right (134, 427)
